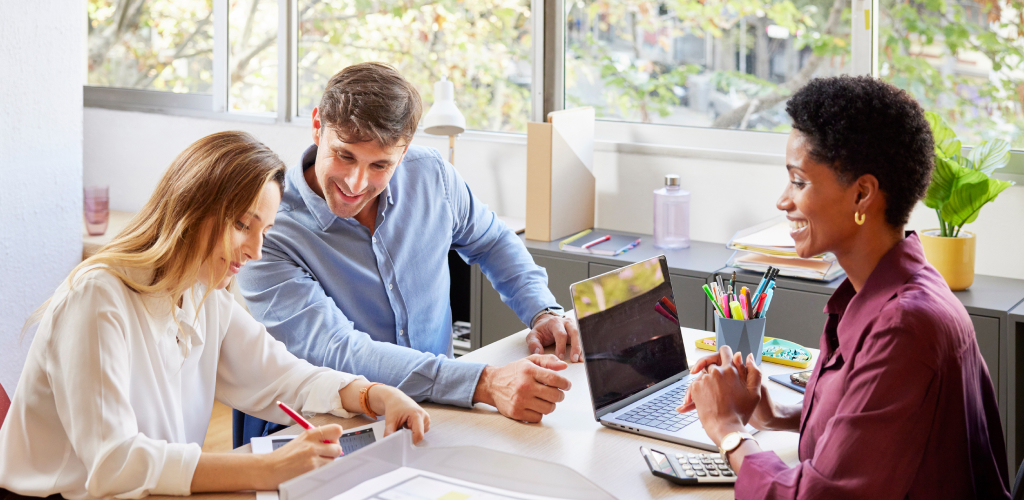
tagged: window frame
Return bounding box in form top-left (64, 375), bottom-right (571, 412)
top-left (82, 0), bottom-right (1024, 181)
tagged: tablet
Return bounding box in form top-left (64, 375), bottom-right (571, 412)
top-left (251, 420), bottom-right (385, 456)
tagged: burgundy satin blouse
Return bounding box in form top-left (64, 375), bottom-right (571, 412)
top-left (735, 232), bottom-right (1010, 499)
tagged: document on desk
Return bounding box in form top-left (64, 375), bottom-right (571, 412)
top-left (331, 467), bottom-right (569, 500)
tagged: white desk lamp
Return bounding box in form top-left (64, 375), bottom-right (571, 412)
top-left (422, 75), bottom-right (466, 164)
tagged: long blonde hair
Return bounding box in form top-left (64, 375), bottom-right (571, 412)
top-left (25, 131), bottom-right (286, 334)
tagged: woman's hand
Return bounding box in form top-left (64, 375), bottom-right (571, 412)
top-left (675, 346), bottom-right (761, 443)
top-left (258, 425), bottom-right (343, 488)
top-left (368, 385), bottom-right (431, 444)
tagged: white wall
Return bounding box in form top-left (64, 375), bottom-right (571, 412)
top-left (85, 108), bottom-right (1024, 281)
top-left (1, 3), bottom-right (84, 392)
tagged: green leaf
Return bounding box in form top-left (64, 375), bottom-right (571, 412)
top-left (925, 111), bottom-right (961, 158)
top-left (923, 156), bottom-right (964, 209)
top-left (941, 175), bottom-right (1014, 227)
top-left (968, 139), bottom-right (1011, 175)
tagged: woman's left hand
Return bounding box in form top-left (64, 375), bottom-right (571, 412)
top-left (680, 346), bottom-right (761, 443)
top-left (369, 385), bottom-right (431, 444)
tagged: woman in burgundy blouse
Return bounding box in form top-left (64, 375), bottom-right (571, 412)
top-left (678, 76), bottom-right (1010, 499)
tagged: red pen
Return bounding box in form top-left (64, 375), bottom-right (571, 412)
top-left (581, 234), bottom-right (611, 249)
top-left (277, 401), bottom-right (335, 446)
top-left (754, 292), bottom-right (767, 318)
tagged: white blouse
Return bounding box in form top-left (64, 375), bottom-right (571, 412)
top-left (0, 266), bottom-right (362, 499)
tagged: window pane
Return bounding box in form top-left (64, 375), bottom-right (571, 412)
top-left (87, 0), bottom-right (213, 93)
top-left (565, 0), bottom-right (852, 131)
top-left (297, 0), bottom-right (532, 133)
top-left (229, 0), bottom-right (278, 113)
top-left (879, 1), bottom-right (1024, 148)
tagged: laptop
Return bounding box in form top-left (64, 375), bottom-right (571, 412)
top-left (570, 255), bottom-right (754, 451)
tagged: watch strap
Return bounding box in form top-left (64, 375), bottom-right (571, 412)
top-left (718, 431), bottom-right (756, 461)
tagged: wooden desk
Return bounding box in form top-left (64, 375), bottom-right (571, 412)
top-left (155, 327), bottom-right (814, 500)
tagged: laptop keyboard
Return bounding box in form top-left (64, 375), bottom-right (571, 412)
top-left (616, 379), bottom-right (698, 432)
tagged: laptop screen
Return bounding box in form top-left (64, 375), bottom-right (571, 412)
top-left (572, 255), bottom-right (689, 411)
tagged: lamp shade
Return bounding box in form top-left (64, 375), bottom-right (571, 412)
top-left (422, 76), bottom-right (466, 136)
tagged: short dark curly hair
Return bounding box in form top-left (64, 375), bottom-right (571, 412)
top-left (786, 76), bottom-right (934, 226)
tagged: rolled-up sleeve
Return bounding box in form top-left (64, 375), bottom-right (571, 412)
top-left (442, 160), bottom-right (560, 325)
top-left (47, 278), bottom-right (201, 498)
top-left (735, 324), bottom-right (939, 500)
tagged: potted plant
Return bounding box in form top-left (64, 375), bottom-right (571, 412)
top-left (920, 112), bottom-right (1015, 290)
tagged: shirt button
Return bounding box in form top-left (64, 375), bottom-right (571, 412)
top-left (399, 329), bottom-right (405, 335)
top-left (389, 283), bottom-right (393, 290)
top-left (372, 237), bottom-right (376, 243)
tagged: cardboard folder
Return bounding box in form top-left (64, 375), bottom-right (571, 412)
top-left (526, 107), bottom-right (596, 241)
top-left (278, 430), bottom-right (616, 500)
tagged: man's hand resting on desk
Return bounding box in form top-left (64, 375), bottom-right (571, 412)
top-left (525, 313), bottom-right (582, 362)
top-left (473, 354), bottom-right (571, 422)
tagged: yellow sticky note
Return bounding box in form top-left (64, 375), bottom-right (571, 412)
top-left (439, 493), bottom-right (471, 500)
top-left (865, 10), bottom-right (871, 30)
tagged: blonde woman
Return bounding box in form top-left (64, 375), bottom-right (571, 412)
top-left (0, 131), bottom-right (430, 499)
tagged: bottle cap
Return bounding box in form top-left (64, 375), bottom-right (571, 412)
top-left (664, 174), bottom-right (680, 187)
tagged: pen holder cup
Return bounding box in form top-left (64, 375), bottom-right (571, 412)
top-left (714, 316), bottom-right (767, 365)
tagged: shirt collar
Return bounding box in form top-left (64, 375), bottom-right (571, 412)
top-left (293, 144), bottom-right (396, 231)
top-left (825, 231), bottom-right (928, 326)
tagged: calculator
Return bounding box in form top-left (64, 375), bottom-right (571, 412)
top-left (640, 446), bottom-right (737, 484)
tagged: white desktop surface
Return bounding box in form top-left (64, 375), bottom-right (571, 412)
top-left (152, 324), bottom-right (815, 500)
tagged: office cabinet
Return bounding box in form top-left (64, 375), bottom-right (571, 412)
top-left (758, 289), bottom-right (830, 349)
top-left (972, 315), bottom-right (1000, 389)
top-left (472, 255), bottom-right (589, 348)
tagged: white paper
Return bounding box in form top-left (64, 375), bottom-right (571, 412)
top-left (330, 467), bottom-right (571, 500)
top-left (732, 221), bottom-right (796, 249)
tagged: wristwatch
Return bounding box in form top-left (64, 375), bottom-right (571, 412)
top-left (718, 431), bottom-right (757, 462)
top-left (530, 307), bottom-right (563, 328)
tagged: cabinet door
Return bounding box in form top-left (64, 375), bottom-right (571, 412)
top-left (479, 255), bottom-right (588, 347)
top-left (971, 314), bottom-right (1000, 393)
top-left (587, 263), bottom-right (704, 331)
top-left (760, 289), bottom-right (830, 349)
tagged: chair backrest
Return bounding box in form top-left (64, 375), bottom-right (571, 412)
top-left (1014, 458), bottom-right (1024, 500)
top-left (0, 382), bottom-right (10, 430)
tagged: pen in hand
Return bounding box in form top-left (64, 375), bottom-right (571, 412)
top-left (277, 400), bottom-right (337, 447)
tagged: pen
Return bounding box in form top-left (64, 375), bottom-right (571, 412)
top-left (277, 401), bottom-right (335, 445)
top-left (702, 285), bottom-right (726, 318)
top-left (752, 267), bottom-right (772, 307)
top-left (730, 272), bottom-right (736, 298)
top-left (715, 274), bottom-right (725, 295)
top-left (754, 292), bottom-right (767, 318)
top-left (581, 234), bottom-right (611, 249)
top-left (614, 238), bottom-right (642, 255)
top-left (740, 290), bottom-right (750, 319)
top-left (558, 228), bottom-right (593, 249)
top-left (655, 303), bottom-right (679, 324)
top-left (761, 289), bottom-right (775, 318)
top-left (659, 296), bottom-right (677, 316)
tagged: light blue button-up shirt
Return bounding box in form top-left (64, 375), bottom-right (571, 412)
top-left (237, 144), bottom-right (561, 407)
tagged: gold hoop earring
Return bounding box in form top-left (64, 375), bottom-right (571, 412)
top-left (854, 211), bottom-right (866, 225)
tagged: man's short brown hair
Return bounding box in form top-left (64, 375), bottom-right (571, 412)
top-left (318, 62), bottom-right (423, 149)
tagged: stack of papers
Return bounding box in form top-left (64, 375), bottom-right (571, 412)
top-left (727, 218), bottom-right (844, 281)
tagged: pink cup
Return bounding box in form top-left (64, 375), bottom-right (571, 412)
top-left (84, 186), bottom-right (109, 236)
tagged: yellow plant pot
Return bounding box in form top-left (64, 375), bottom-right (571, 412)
top-left (919, 229), bottom-right (976, 291)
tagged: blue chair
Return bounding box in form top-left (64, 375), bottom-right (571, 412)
top-left (232, 409), bottom-right (288, 449)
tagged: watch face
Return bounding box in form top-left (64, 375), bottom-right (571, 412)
top-left (722, 433), bottom-right (742, 451)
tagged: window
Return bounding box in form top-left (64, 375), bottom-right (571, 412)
top-left (81, 0), bottom-right (1024, 163)
top-left (87, 0), bottom-right (213, 94)
top-left (229, 0), bottom-right (278, 113)
top-left (565, 0), bottom-right (853, 133)
top-left (296, 0), bottom-right (533, 133)
top-left (878, 0), bottom-right (1024, 148)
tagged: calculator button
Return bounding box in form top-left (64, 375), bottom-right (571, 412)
top-left (694, 470), bottom-right (707, 477)
top-left (676, 454), bottom-right (686, 459)
top-left (708, 470), bottom-right (720, 476)
top-left (681, 463), bottom-right (692, 470)
top-left (688, 453), bottom-right (698, 458)
top-left (685, 470), bottom-right (696, 477)
top-left (710, 453), bottom-right (722, 459)
top-left (714, 458), bottom-right (726, 464)
top-left (722, 470), bottom-right (734, 477)
top-left (688, 458), bottom-right (701, 464)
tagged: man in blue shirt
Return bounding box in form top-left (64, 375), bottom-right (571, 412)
top-left (234, 63), bottom-right (581, 444)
